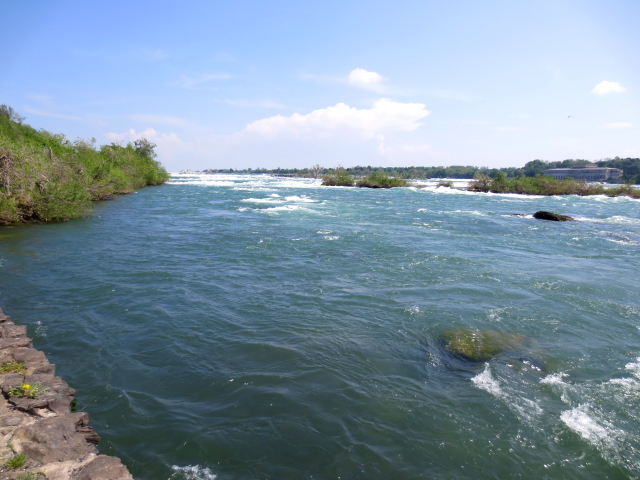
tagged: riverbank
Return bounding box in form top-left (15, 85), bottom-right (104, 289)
top-left (0, 105), bottom-right (169, 225)
top-left (0, 307), bottom-right (132, 480)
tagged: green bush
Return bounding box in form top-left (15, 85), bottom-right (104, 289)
top-left (467, 173), bottom-right (640, 198)
top-left (0, 106), bottom-right (169, 224)
top-left (356, 172), bottom-right (407, 188)
top-left (321, 167), bottom-right (354, 186)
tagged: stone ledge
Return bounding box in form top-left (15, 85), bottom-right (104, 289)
top-left (0, 307), bottom-right (133, 480)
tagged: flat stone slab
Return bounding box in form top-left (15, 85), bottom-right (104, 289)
top-left (13, 412), bottom-right (96, 465)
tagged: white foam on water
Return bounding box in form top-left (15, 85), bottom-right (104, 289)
top-left (317, 230), bottom-right (332, 234)
top-left (242, 195), bottom-right (316, 205)
top-left (540, 373), bottom-right (569, 385)
top-left (625, 357), bottom-right (640, 379)
top-left (33, 320), bottom-right (47, 337)
top-left (324, 236), bottom-right (340, 240)
top-left (241, 197), bottom-right (285, 204)
top-left (259, 205), bottom-right (312, 214)
top-left (448, 210), bottom-right (487, 216)
top-left (471, 363), bottom-right (503, 397)
top-left (472, 364), bottom-right (544, 427)
top-left (285, 195), bottom-right (316, 203)
top-left (607, 377), bottom-right (640, 389)
top-left (167, 173), bottom-right (324, 190)
top-left (560, 404), bottom-right (622, 452)
top-left (575, 215), bottom-right (640, 225)
top-left (170, 465), bottom-right (217, 480)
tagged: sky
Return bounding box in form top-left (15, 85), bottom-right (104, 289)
top-left (2, 0), bottom-right (639, 171)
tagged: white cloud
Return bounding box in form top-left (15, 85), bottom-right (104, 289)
top-left (174, 73), bottom-right (233, 88)
top-left (130, 114), bottom-right (194, 128)
top-left (591, 81), bottom-right (626, 95)
top-left (244, 99), bottom-right (430, 139)
top-left (605, 122), bottom-right (633, 128)
top-left (347, 68), bottom-right (386, 88)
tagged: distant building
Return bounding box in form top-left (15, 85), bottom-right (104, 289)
top-left (543, 164), bottom-right (623, 183)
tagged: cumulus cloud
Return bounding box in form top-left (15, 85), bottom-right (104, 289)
top-left (592, 81), bottom-right (626, 95)
top-left (347, 68), bottom-right (386, 88)
top-left (605, 122), bottom-right (633, 128)
top-left (244, 99), bottom-right (430, 139)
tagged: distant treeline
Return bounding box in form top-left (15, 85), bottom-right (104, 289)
top-left (0, 105), bottom-right (169, 224)
top-left (203, 158), bottom-right (640, 184)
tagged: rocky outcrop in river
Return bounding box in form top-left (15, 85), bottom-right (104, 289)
top-left (0, 307), bottom-right (132, 480)
top-left (533, 211), bottom-right (574, 221)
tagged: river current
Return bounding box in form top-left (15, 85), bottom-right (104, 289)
top-left (1, 174), bottom-right (640, 479)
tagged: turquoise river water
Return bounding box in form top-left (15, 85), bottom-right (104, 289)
top-left (1, 174), bottom-right (640, 479)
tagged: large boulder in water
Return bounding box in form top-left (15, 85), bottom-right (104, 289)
top-left (439, 328), bottom-right (527, 362)
top-left (533, 211), bottom-right (574, 221)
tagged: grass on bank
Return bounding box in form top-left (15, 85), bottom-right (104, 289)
top-left (467, 172), bottom-right (640, 198)
top-left (5, 453), bottom-right (27, 469)
top-left (0, 105), bottom-right (169, 224)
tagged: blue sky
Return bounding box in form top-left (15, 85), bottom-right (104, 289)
top-left (2, 0), bottom-right (638, 171)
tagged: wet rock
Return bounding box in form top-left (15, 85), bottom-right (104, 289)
top-left (78, 426), bottom-right (101, 445)
top-left (12, 412), bottom-right (97, 465)
top-left (5, 347), bottom-right (55, 375)
top-left (533, 211), bottom-right (574, 221)
top-left (72, 455), bottom-right (134, 480)
top-left (0, 324), bottom-right (27, 339)
top-left (439, 328), bottom-right (527, 362)
top-left (0, 336), bottom-right (32, 349)
top-left (6, 374), bottom-right (76, 416)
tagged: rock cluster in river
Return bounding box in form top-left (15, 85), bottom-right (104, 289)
top-left (0, 307), bottom-right (132, 480)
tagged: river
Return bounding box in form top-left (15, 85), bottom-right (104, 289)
top-left (1, 174), bottom-right (639, 479)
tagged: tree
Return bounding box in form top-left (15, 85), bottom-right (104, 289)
top-left (133, 138), bottom-right (157, 159)
top-left (0, 105), bottom-right (26, 124)
top-left (311, 164), bottom-right (324, 178)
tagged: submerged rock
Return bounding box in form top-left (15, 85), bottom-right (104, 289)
top-left (439, 328), bottom-right (527, 362)
top-left (533, 211), bottom-right (574, 221)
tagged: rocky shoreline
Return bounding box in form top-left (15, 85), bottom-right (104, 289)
top-left (0, 307), bottom-right (132, 480)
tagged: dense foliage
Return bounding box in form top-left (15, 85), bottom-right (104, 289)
top-left (205, 159), bottom-right (640, 184)
top-left (356, 172), bottom-right (408, 188)
top-left (0, 105), bottom-right (169, 224)
top-left (467, 172), bottom-right (640, 198)
top-left (321, 169), bottom-right (408, 188)
top-left (321, 167), bottom-right (354, 186)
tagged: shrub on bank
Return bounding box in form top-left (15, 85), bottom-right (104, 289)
top-left (321, 167), bottom-right (355, 186)
top-left (0, 105), bottom-right (169, 224)
top-left (467, 172), bottom-right (640, 198)
top-left (356, 172), bottom-right (408, 188)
